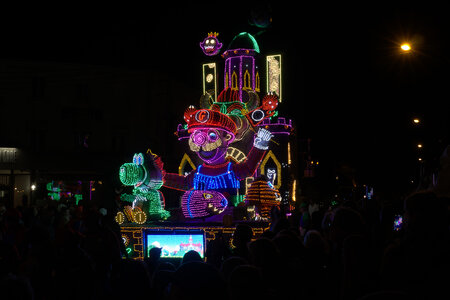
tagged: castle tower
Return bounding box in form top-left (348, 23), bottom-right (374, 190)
top-left (222, 32), bottom-right (261, 102)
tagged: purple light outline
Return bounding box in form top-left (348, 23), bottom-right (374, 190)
top-left (224, 49), bottom-right (257, 102)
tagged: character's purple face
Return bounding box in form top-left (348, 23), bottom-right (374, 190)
top-left (188, 128), bottom-right (233, 164)
top-left (200, 36), bottom-right (222, 56)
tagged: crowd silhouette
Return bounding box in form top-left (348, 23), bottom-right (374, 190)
top-left (0, 188), bottom-right (449, 299)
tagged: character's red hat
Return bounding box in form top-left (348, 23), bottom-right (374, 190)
top-left (184, 108), bottom-right (237, 135)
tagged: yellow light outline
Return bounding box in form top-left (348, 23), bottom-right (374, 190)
top-left (243, 69), bottom-right (251, 90)
top-left (259, 150), bottom-right (282, 189)
top-left (202, 63), bottom-right (217, 101)
top-left (266, 54), bottom-right (282, 102)
top-left (226, 147), bottom-right (247, 163)
top-left (178, 153), bottom-right (196, 176)
top-left (255, 71), bottom-right (260, 92)
top-left (231, 71), bottom-right (238, 90)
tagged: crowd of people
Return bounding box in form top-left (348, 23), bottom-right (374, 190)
top-left (0, 188), bottom-right (449, 299)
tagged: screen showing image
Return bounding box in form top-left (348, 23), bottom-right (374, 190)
top-left (145, 231), bottom-right (205, 258)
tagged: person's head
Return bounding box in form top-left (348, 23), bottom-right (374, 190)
top-left (168, 261), bottom-right (227, 300)
top-left (329, 207), bottom-right (365, 243)
top-left (181, 250), bottom-right (203, 265)
top-left (247, 237), bottom-right (279, 268)
top-left (232, 223), bottom-right (253, 247)
top-left (149, 247), bottom-right (162, 262)
top-left (228, 265), bottom-right (264, 299)
top-left (272, 216), bottom-right (290, 234)
top-left (403, 190), bottom-right (446, 234)
top-left (303, 230), bottom-right (328, 254)
top-left (299, 201), bottom-right (308, 212)
top-left (273, 230), bottom-right (304, 259)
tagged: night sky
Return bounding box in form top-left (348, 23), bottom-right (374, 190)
top-left (2, 2), bottom-right (449, 195)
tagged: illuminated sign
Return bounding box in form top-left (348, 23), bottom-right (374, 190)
top-left (266, 54), bottom-right (282, 102)
top-left (203, 63), bottom-right (217, 101)
top-left (0, 148), bottom-right (17, 164)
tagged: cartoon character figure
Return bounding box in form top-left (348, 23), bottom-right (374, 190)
top-left (119, 152), bottom-right (170, 220)
top-left (181, 190), bottom-right (228, 218)
top-left (163, 95), bottom-right (274, 218)
top-left (200, 32), bottom-right (223, 56)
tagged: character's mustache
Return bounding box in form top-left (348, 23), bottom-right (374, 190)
top-left (189, 138), bottom-right (222, 152)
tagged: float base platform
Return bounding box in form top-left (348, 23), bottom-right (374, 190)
top-left (120, 220), bottom-right (270, 260)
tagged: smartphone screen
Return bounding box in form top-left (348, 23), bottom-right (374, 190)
top-left (393, 214), bottom-right (403, 231)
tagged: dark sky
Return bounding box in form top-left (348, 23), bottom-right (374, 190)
top-left (2, 2), bottom-right (449, 192)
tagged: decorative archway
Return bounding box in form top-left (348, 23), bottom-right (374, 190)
top-left (259, 150), bottom-right (282, 189)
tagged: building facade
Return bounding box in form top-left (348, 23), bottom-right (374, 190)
top-left (0, 59), bottom-right (196, 208)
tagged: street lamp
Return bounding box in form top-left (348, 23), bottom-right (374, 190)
top-left (413, 118), bottom-right (420, 124)
top-left (400, 43), bottom-right (412, 52)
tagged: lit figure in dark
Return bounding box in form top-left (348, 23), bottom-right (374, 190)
top-left (119, 152), bottom-right (170, 220)
top-left (200, 32), bottom-right (223, 56)
top-left (162, 106), bottom-right (273, 218)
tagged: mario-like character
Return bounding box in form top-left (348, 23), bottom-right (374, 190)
top-left (162, 90), bottom-right (276, 218)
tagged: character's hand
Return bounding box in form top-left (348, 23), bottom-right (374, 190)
top-left (254, 128), bottom-right (273, 150)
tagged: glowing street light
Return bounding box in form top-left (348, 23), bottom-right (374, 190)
top-left (400, 43), bottom-right (412, 52)
top-left (413, 118), bottom-right (420, 124)
top-left (417, 144), bottom-right (423, 148)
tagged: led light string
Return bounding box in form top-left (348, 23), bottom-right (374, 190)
top-left (193, 162), bottom-right (240, 190)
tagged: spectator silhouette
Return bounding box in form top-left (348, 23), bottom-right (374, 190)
top-left (341, 233), bottom-right (377, 299)
top-left (310, 208), bottom-right (325, 232)
top-left (302, 230), bottom-right (331, 299)
top-left (151, 261), bottom-right (176, 300)
top-left (272, 229), bottom-right (306, 297)
top-left (247, 237), bottom-right (282, 295)
top-left (111, 259), bottom-right (152, 299)
top-left (181, 250), bottom-right (203, 265)
top-left (329, 206), bottom-right (366, 246)
top-left (21, 219), bottom-right (56, 300)
top-left (0, 240), bottom-right (20, 277)
top-left (380, 191), bottom-right (450, 299)
top-left (220, 256), bottom-right (247, 282)
top-left (53, 230), bottom-right (96, 300)
top-left (231, 223), bottom-right (253, 261)
top-left (271, 216), bottom-right (290, 235)
top-left (327, 206), bottom-right (368, 299)
top-left (167, 261), bottom-right (227, 300)
top-left (273, 229), bottom-right (305, 261)
top-left (205, 231), bottom-right (232, 268)
top-left (228, 264), bottom-right (267, 300)
top-left (299, 202), bottom-right (311, 235)
top-left (145, 246), bottom-right (162, 278)
top-left (303, 229), bottom-right (329, 266)
top-left (0, 273), bottom-right (34, 300)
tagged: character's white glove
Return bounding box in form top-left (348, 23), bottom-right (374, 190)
top-left (254, 128), bottom-right (273, 150)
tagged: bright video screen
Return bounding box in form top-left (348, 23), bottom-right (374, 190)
top-left (145, 230), bottom-right (205, 258)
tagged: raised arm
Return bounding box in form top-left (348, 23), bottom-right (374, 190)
top-left (233, 128), bottom-right (273, 179)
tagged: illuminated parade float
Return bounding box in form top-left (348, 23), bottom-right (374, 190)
top-left (116, 31), bottom-right (294, 259)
